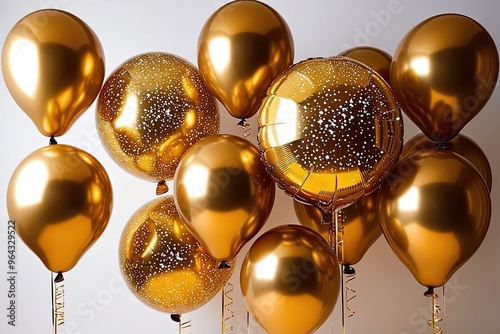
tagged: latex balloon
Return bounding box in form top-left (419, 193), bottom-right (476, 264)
top-left (97, 52), bottom-right (219, 189)
top-left (119, 196), bottom-right (234, 314)
top-left (258, 57), bottom-right (404, 213)
top-left (241, 224), bottom-right (340, 334)
top-left (2, 9), bottom-right (105, 137)
top-left (174, 134), bottom-right (275, 262)
top-left (391, 14), bottom-right (499, 142)
top-left (294, 189), bottom-right (381, 266)
top-left (339, 46), bottom-right (392, 84)
top-left (401, 133), bottom-right (492, 191)
top-left (198, 0), bottom-right (294, 120)
top-left (6, 144), bottom-right (113, 273)
top-left (378, 149), bottom-right (491, 288)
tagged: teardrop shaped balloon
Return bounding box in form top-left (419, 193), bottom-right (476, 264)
top-left (258, 57), bottom-right (404, 213)
top-left (119, 196), bottom-right (235, 314)
top-left (294, 189), bottom-right (381, 266)
top-left (401, 133), bottom-right (492, 191)
top-left (2, 9), bottom-right (105, 137)
top-left (241, 224), bottom-right (340, 334)
top-left (378, 149), bottom-right (491, 288)
top-left (391, 14), bottom-right (499, 142)
top-left (198, 0), bottom-right (294, 120)
top-left (339, 46), bottom-right (392, 84)
top-left (6, 144), bottom-right (113, 273)
top-left (174, 134), bottom-right (275, 262)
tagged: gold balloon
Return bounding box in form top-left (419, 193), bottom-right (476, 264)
top-left (240, 224), bottom-right (340, 334)
top-left (378, 149), bottom-right (491, 288)
top-left (119, 196), bottom-right (234, 314)
top-left (339, 46), bottom-right (392, 84)
top-left (294, 189), bottom-right (381, 266)
top-left (2, 9), bottom-right (105, 137)
top-left (258, 57), bottom-right (404, 213)
top-left (96, 52), bottom-right (219, 185)
top-left (198, 0), bottom-right (294, 120)
top-left (174, 134), bottom-right (275, 262)
top-left (6, 144), bottom-right (113, 273)
top-left (401, 133), bottom-right (492, 191)
top-left (391, 14), bottom-right (499, 142)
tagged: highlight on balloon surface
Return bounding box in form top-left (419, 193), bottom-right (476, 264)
top-left (338, 46), bottom-right (392, 84)
top-left (401, 133), bottom-right (492, 191)
top-left (391, 13), bottom-right (499, 142)
top-left (174, 134), bottom-right (275, 263)
top-left (2, 9), bottom-right (105, 137)
top-left (198, 0), bottom-right (294, 120)
top-left (258, 56), bottom-right (404, 214)
top-left (6, 144), bottom-right (113, 273)
top-left (378, 148), bottom-right (491, 288)
top-left (293, 189), bottom-right (381, 267)
top-left (119, 196), bottom-right (235, 315)
top-left (96, 52), bottom-right (219, 192)
top-left (240, 224), bottom-right (340, 334)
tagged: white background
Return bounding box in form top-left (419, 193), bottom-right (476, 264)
top-left (1, 0), bottom-right (499, 333)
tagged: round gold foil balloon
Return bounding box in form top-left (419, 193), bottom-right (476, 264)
top-left (258, 57), bottom-right (404, 213)
top-left (391, 14), bottom-right (499, 142)
top-left (96, 52), bottom-right (219, 185)
top-left (240, 224), bottom-right (340, 334)
top-left (6, 144), bottom-right (113, 273)
top-left (198, 0), bottom-right (294, 120)
top-left (401, 133), bottom-right (492, 191)
top-left (119, 196), bottom-right (234, 314)
top-left (2, 9), bottom-right (105, 137)
top-left (378, 149), bottom-right (491, 288)
top-left (174, 134), bottom-right (275, 262)
top-left (293, 189), bottom-right (381, 266)
top-left (339, 46), bottom-right (392, 84)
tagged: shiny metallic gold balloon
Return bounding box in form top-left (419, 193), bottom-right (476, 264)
top-left (6, 144), bottom-right (113, 273)
top-left (119, 196), bottom-right (234, 314)
top-left (240, 224), bottom-right (340, 334)
top-left (174, 134), bottom-right (275, 262)
top-left (401, 133), bottom-right (492, 191)
top-left (258, 57), bottom-right (404, 213)
top-left (198, 0), bottom-right (294, 120)
top-left (97, 52), bottom-right (219, 187)
top-left (294, 189), bottom-right (381, 266)
top-left (378, 149), bottom-right (491, 288)
top-left (339, 46), bottom-right (392, 84)
top-left (391, 14), bottom-right (499, 142)
top-left (2, 9), bottom-right (105, 137)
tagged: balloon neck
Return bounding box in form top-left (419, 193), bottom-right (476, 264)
top-left (343, 265), bottom-right (355, 275)
top-left (218, 261), bottom-right (231, 269)
top-left (156, 180), bottom-right (169, 195)
top-left (54, 272), bottom-right (64, 283)
top-left (237, 118), bottom-right (248, 127)
top-left (435, 141), bottom-right (447, 150)
top-left (170, 314), bottom-right (181, 323)
top-left (49, 136), bottom-right (58, 145)
top-left (423, 286), bottom-right (434, 296)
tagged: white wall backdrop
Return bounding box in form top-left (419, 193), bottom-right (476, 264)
top-left (1, 0), bottom-right (499, 333)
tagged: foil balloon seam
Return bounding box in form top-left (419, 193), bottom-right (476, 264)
top-left (222, 281), bottom-right (235, 331)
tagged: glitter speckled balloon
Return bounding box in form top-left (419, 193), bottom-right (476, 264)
top-left (258, 57), bottom-right (404, 213)
top-left (119, 196), bottom-right (234, 314)
top-left (97, 52), bottom-right (219, 189)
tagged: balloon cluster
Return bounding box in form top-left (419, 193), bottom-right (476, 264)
top-left (2, 2), bottom-right (498, 334)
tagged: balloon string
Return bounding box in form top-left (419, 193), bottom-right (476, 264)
top-left (343, 265), bottom-right (357, 318)
top-left (246, 310), bottom-right (250, 334)
top-left (222, 280), bottom-right (234, 332)
top-left (237, 119), bottom-right (251, 139)
top-left (177, 314), bottom-right (191, 334)
top-left (51, 272), bottom-right (65, 334)
top-left (425, 287), bottom-right (443, 334)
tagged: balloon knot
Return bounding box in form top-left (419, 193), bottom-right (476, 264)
top-left (54, 272), bottom-right (64, 283)
top-left (218, 261), bottom-right (231, 269)
top-left (49, 136), bottom-right (58, 145)
top-left (321, 212), bottom-right (333, 225)
top-left (343, 265), bottom-right (356, 275)
top-left (237, 118), bottom-right (248, 127)
top-left (423, 286), bottom-right (434, 296)
top-left (436, 142), bottom-right (447, 149)
top-left (170, 314), bottom-right (181, 323)
top-left (156, 180), bottom-right (169, 195)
